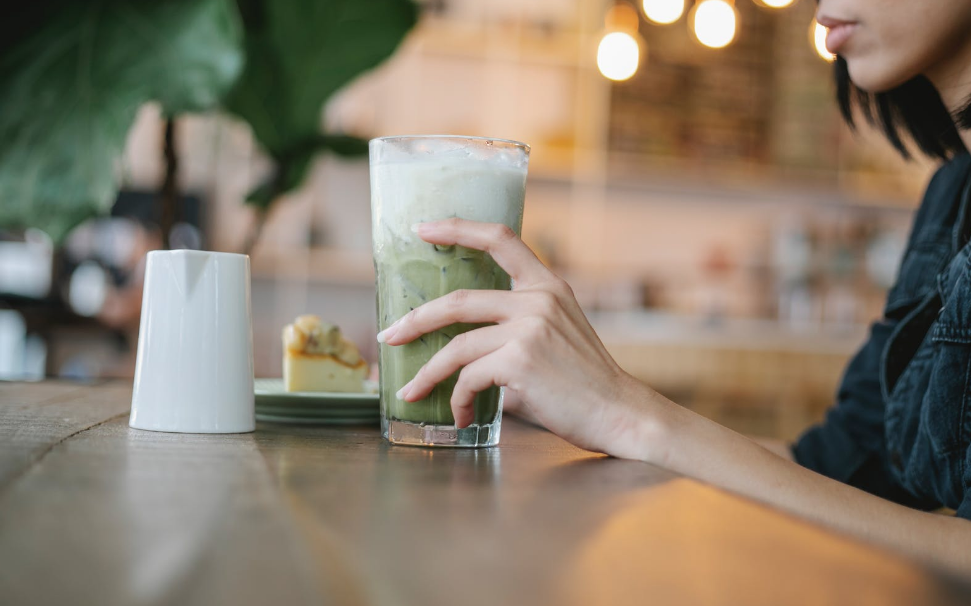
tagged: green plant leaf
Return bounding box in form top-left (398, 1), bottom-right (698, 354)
top-left (224, 0), bottom-right (418, 203)
top-left (0, 0), bottom-right (243, 242)
top-left (315, 135), bottom-right (370, 157)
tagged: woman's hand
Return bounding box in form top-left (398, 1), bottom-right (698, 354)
top-left (377, 218), bottom-right (662, 460)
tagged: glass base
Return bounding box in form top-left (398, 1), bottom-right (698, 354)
top-left (383, 416), bottom-right (501, 448)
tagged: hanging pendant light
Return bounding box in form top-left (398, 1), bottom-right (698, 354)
top-left (598, 32), bottom-right (642, 81)
top-left (690, 0), bottom-right (738, 49)
top-left (642, 0), bottom-right (686, 25)
top-left (598, 4), bottom-right (645, 81)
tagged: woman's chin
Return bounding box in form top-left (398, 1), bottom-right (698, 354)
top-left (846, 59), bottom-right (919, 93)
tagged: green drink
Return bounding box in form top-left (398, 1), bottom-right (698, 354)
top-left (369, 136), bottom-right (529, 447)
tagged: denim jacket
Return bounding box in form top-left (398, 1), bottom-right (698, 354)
top-left (794, 151), bottom-right (971, 518)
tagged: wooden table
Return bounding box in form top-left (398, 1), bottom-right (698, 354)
top-left (1, 381), bottom-right (968, 606)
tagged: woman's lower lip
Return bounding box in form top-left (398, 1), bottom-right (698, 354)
top-left (825, 23), bottom-right (857, 54)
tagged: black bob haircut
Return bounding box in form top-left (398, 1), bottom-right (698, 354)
top-left (834, 56), bottom-right (971, 161)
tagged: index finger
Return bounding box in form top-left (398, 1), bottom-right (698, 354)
top-left (416, 218), bottom-right (553, 286)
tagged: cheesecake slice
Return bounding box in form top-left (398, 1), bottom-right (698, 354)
top-left (282, 315), bottom-right (368, 392)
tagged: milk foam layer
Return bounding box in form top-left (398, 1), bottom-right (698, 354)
top-left (370, 157), bottom-right (527, 254)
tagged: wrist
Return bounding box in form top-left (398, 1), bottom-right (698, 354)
top-left (607, 371), bottom-right (673, 466)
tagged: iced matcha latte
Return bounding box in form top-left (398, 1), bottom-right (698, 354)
top-left (369, 136), bottom-right (529, 447)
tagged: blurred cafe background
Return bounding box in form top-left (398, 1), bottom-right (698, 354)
top-left (0, 0), bottom-right (938, 442)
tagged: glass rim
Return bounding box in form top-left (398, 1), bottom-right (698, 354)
top-left (370, 134), bottom-right (530, 153)
top-left (147, 249), bottom-right (248, 260)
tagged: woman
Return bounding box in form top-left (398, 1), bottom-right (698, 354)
top-left (379, 0), bottom-right (971, 574)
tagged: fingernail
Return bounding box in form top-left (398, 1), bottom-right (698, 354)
top-left (396, 380), bottom-right (413, 400)
top-left (376, 321), bottom-right (400, 344)
top-left (411, 223), bottom-right (422, 234)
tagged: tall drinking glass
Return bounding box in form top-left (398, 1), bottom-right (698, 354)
top-left (370, 135), bottom-right (529, 447)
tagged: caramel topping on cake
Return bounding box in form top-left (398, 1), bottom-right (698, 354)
top-left (283, 315), bottom-right (362, 367)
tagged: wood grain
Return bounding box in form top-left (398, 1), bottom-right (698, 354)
top-left (0, 381), bottom-right (131, 490)
top-left (0, 382), bottom-right (968, 606)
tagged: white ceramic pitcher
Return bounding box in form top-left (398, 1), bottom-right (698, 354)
top-left (129, 250), bottom-right (255, 433)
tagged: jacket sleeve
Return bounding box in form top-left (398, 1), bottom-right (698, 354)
top-left (792, 320), bottom-right (931, 506)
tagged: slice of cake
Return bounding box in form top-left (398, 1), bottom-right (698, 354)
top-left (283, 315), bottom-right (368, 392)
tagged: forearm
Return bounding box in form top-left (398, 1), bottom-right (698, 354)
top-left (626, 384), bottom-right (971, 576)
top-left (750, 436), bottom-right (794, 461)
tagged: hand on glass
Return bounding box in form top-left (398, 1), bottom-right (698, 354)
top-left (377, 218), bottom-right (657, 459)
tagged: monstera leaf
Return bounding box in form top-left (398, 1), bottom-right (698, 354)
top-left (224, 0), bottom-right (418, 208)
top-left (0, 0), bottom-right (243, 242)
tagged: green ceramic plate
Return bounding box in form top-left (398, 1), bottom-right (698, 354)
top-left (254, 378), bottom-right (379, 425)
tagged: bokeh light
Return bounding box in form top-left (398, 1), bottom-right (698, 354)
top-left (812, 20), bottom-right (836, 62)
top-left (68, 261), bottom-right (108, 317)
top-left (642, 0), bottom-right (685, 25)
top-left (598, 31), bottom-right (641, 81)
top-left (757, 0), bottom-right (795, 8)
top-left (691, 0), bottom-right (737, 49)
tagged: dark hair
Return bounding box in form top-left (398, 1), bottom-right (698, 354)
top-left (834, 57), bottom-right (971, 161)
